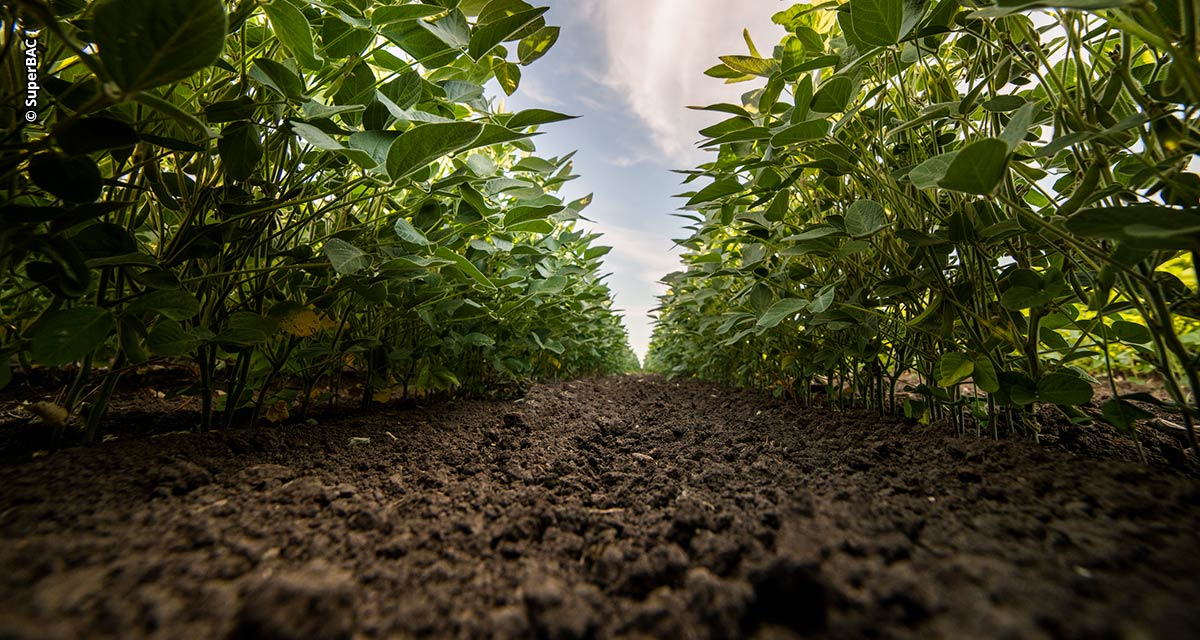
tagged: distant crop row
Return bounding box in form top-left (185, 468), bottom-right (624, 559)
top-left (647, 0), bottom-right (1199, 453)
top-left (1, 0), bottom-right (635, 441)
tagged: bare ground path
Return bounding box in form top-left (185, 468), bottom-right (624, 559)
top-left (1, 375), bottom-right (1198, 639)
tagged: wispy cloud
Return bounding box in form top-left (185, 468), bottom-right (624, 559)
top-left (581, 221), bottom-right (683, 356)
top-left (585, 0), bottom-right (785, 167)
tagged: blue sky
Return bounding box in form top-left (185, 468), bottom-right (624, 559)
top-left (489, 1), bottom-right (788, 359)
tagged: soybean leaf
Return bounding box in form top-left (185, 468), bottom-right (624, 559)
top-left (28, 307), bottom-right (113, 366)
top-left (811, 76), bottom-right (854, 112)
top-left (1100, 398), bottom-right (1153, 434)
top-left (263, 0), bottom-right (323, 69)
top-left (435, 246), bottom-right (496, 289)
top-left (757, 299), bottom-right (809, 328)
top-left (687, 179), bottom-right (743, 206)
top-left (939, 138), bottom-right (1009, 195)
top-left (1112, 320), bottom-right (1152, 344)
top-left (126, 290), bottom-right (200, 320)
top-left (508, 109), bottom-right (578, 129)
top-left (847, 0), bottom-right (903, 46)
top-left (468, 7), bottom-right (548, 60)
top-left (93, 0), bottom-right (228, 92)
top-left (808, 284), bottom-right (836, 313)
top-left (719, 55), bottom-right (780, 77)
top-left (218, 122), bottom-right (263, 181)
top-left (771, 119), bottom-right (831, 146)
top-left (147, 321), bottom-right (201, 357)
top-left (1065, 206), bottom-right (1200, 250)
top-left (216, 312), bottom-right (278, 348)
top-left (323, 238), bottom-right (370, 275)
top-left (844, 199), bottom-right (887, 238)
top-left (371, 4), bottom-right (445, 25)
top-left (937, 352), bottom-right (974, 386)
top-left (518, 26), bottom-right (559, 65)
top-left (1038, 373), bottom-right (1094, 405)
top-left (394, 217), bottom-right (430, 245)
top-left (386, 122), bottom-right (484, 180)
top-left (493, 61), bottom-right (522, 95)
top-left (347, 130), bottom-right (399, 169)
top-left (908, 152), bottom-right (957, 189)
top-left (1000, 101), bottom-right (1040, 152)
top-left (972, 357), bottom-right (1000, 392)
top-left (250, 59), bottom-right (306, 100)
top-left (290, 122), bottom-right (343, 150)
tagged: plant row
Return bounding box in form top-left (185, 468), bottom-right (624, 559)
top-left (646, 0), bottom-right (1199, 452)
top-left (1, 0), bottom-right (636, 441)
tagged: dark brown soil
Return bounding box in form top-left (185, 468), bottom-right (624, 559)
top-left (1, 375), bottom-right (1198, 639)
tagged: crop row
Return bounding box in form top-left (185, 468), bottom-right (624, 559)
top-left (1, 0), bottom-right (636, 441)
top-left (647, 0), bottom-right (1199, 453)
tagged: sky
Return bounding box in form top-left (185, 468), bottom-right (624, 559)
top-left (491, 0), bottom-right (789, 360)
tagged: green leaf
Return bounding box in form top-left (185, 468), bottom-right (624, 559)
top-left (263, 0), bottom-right (323, 70)
top-left (1065, 206), bottom-right (1200, 250)
top-left (290, 122), bottom-right (343, 150)
top-left (771, 119), bottom-right (831, 146)
top-left (442, 80), bottom-right (485, 103)
top-left (468, 7), bottom-right (548, 60)
top-left (1037, 373), bottom-right (1094, 405)
top-left (386, 122), bottom-right (484, 180)
top-left (1000, 101), bottom-right (1039, 152)
top-left (422, 9), bottom-right (472, 48)
top-left (847, 0), bottom-right (903, 46)
top-left (972, 357), bottom-right (1000, 393)
top-left (93, 0), bottom-right (228, 92)
top-left (394, 217), bottom-right (430, 245)
top-left (939, 138), bottom-right (1009, 195)
top-left (147, 321), bottom-right (200, 357)
top-left (28, 307), bottom-right (113, 366)
top-left (323, 238), bottom-right (370, 275)
top-left (504, 204), bottom-right (562, 229)
top-left (808, 284), bottom-right (836, 313)
top-left (844, 199), bottom-right (887, 238)
top-left (347, 130), bottom-right (398, 169)
top-left (908, 152), bottom-right (958, 189)
top-left (937, 352), bottom-right (974, 386)
top-left (811, 76), bottom-right (854, 113)
top-left (1100, 398), bottom-right (1153, 434)
top-left (435, 246), bottom-right (496, 289)
top-left (493, 60), bottom-right (522, 95)
top-left (28, 152), bottom-right (101, 203)
top-left (983, 96), bottom-right (1027, 112)
top-left (371, 4), bottom-right (445, 25)
top-left (216, 312), bottom-right (278, 348)
top-left (518, 26), bottom-right (559, 65)
top-left (471, 124), bottom-right (535, 147)
top-left (126, 290), bottom-right (200, 321)
top-left (687, 179), bottom-right (743, 206)
top-left (757, 299), bottom-right (809, 329)
top-left (719, 55), bottom-right (780, 77)
top-left (508, 109), bottom-right (578, 129)
top-left (218, 122), bottom-right (263, 181)
top-left (1112, 320), bottom-right (1152, 344)
top-left (250, 59), bottom-right (306, 100)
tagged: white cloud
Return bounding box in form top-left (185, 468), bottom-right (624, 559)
top-left (580, 221), bottom-right (683, 357)
top-left (588, 0), bottom-right (786, 166)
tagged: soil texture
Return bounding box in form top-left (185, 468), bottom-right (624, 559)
top-left (1, 375), bottom-right (1198, 639)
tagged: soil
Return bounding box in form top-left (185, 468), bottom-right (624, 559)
top-left (0, 375), bottom-right (1198, 639)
